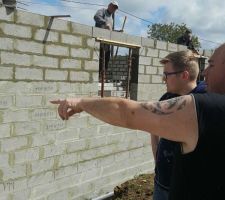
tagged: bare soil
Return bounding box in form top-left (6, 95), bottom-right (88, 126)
top-left (113, 173), bottom-right (154, 200)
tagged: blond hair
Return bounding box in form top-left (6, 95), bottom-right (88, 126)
top-left (160, 50), bottom-right (199, 81)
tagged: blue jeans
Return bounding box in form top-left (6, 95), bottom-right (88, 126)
top-left (153, 182), bottom-right (169, 200)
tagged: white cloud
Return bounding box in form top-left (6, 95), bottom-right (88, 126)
top-left (20, 0), bottom-right (225, 49)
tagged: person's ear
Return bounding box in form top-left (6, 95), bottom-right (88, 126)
top-left (182, 70), bottom-right (189, 80)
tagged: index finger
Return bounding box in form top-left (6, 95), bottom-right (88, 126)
top-left (50, 100), bottom-right (61, 104)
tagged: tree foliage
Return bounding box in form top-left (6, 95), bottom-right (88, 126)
top-left (147, 23), bottom-right (201, 49)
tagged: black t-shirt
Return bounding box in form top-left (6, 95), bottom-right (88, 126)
top-left (169, 93), bottom-right (225, 200)
top-left (155, 83), bottom-right (206, 190)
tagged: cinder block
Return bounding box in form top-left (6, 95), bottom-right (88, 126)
top-left (33, 55), bottom-right (58, 68)
top-left (14, 148), bottom-right (39, 164)
top-left (45, 69), bottom-right (68, 81)
top-left (71, 22), bottom-right (92, 36)
top-left (34, 29), bottom-right (59, 42)
top-left (71, 48), bottom-right (91, 59)
top-left (1, 52), bottom-right (31, 66)
top-left (139, 56), bottom-right (152, 65)
top-left (60, 59), bottom-right (81, 69)
top-left (146, 48), bottom-right (159, 57)
top-left (31, 134), bottom-right (55, 147)
top-left (78, 159), bottom-right (98, 172)
top-left (0, 153), bottom-right (9, 167)
top-left (58, 153), bottom-right (78, 167)
top-left (79, 148), bottom-right (100, 161)
top-left (46, 44), bottom-right (69, 56)
top-left (84, 60), bottom-right (98, 71)
top-left (0, 23), bottom-right (32, 38)
top-left (87, 136), bottom-right (107, 149)
top-left (14, 121), bottom-right (41, 136)
top-left (1, 165), bottom-right (26, 180)
top-left (55, 128), bottom-right (79, 143)
top-left (14, 39), bottom-right (44, 54)
top-left (138, 74), bottom-right (150, 83)
top-left (110, 31), bottom-right (127, 43)
top-left (66, 139), bottom-right (87, 153)
top-left (92, 27), bottom-right (110, 40)
top-left (43, 144), bottom-right (65, 158)
top-left (31, 158), bottom-right (54, 175)
top-left (138, 65), bottom-right (145, 74)
top-left (0, 66), bottom-right (13, 80)
top-left (16, 10), bottom-right (44, 27)
top-left (0, 95), bottom-right (13, 109)
top-left (15, 95), bottom-right (43, 107)
top-left (57, 82), bottom-right (82, 93)
top-left (145, 66), bottom-right (157, 75)
top-left (70, 71), bottom-right (89, 82)
top-left (156, 40), bottom-right (167, 50)
top-left (126, 34), bottom-right (142, 46)
top-left (1, 136), bottom-right (27, 152)
top-left (29, 82), bottom-right (58, 94)
top-left (11, 189), bottom-right (31, 200)
top-left (159, 50), bottom-right (169, 58)
top-left (48, 18), bottom-right (70, 32)
top-left (31, 109), bottom-right (56, 120)
top-left (28, 171), bottom-right (53, 187)
top-left (2, 110), bottom-right (29, 123)
top-left (15, 67), bottom-right (43, 80)
top-left (47, 189), bottom-right (69, 200)
top-left (0, 37), bottom-right (13, 50)
top-left (61, 34), bottom-right (82, 46)
top-left (137, 83), bottom-right (166, 101)
top-left (152, 57), bottom-right (163, 67)
top-left (141, 37), bottom-right (155, 47)
top-left (79, 127), bottom-right (98, 139)
top-left (44, 120), bottom-right (66, 132)
top-left (0, 124), bottom-right (11, 139)
top-left (87, 38), bottom-right (100, 49)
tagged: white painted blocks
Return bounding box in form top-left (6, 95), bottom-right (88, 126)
top-left (0, 23), bottom-right (32, 38)
top-left (61, 34), bottom-right (82, 46)
top-left (16, 10), bottom-right (44, 27)
top-left (15, 68), bottom-right (43, 80)
top-left (34, 29), bottom-right (59, 42)
top-left (45, 69), bottom-right (68, 81)
top-left (0, 37), bottom-right (13, 50)
top-left (71, 48), bottom-right (91, 59)
top-left (33, 55), bottom-right (58, 68)
top-left (1, 136), bottom-right (27, 152)
top-left (14, 40), bottom-right (44, 54)
top-left (1, 52), bottom-right (31, 66)
top-left (0, 66), bottom-right (13, 80)
top-left (45, 45), bottom-right (69, 56)
top-left (60, 59), bottom-right (81, 69)
top-left (70, 71), bottom-right (89, 82)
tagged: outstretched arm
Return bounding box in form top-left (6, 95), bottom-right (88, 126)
top-left (51, 95), bottom-right (198, 151)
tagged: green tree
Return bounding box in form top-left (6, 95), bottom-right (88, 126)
top-left (147, 23), bottom-right (201, 49)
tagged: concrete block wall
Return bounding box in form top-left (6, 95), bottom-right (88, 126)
top-left (0, 7), bottom-right (153, 200)
top-left (0, 6), bottom-right (214, 200)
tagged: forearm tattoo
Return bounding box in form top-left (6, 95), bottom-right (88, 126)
top-left (141, 96), bottom-right (187, 115)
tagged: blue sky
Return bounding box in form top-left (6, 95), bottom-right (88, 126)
top-left (19, 0), bottom-right (225, 50)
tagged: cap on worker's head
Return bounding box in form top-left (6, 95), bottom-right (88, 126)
top-left (110, 1), bottom-right (119, 9)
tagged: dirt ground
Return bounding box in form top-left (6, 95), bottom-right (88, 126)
top-left (113, 173), bottom-right (155, 200)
